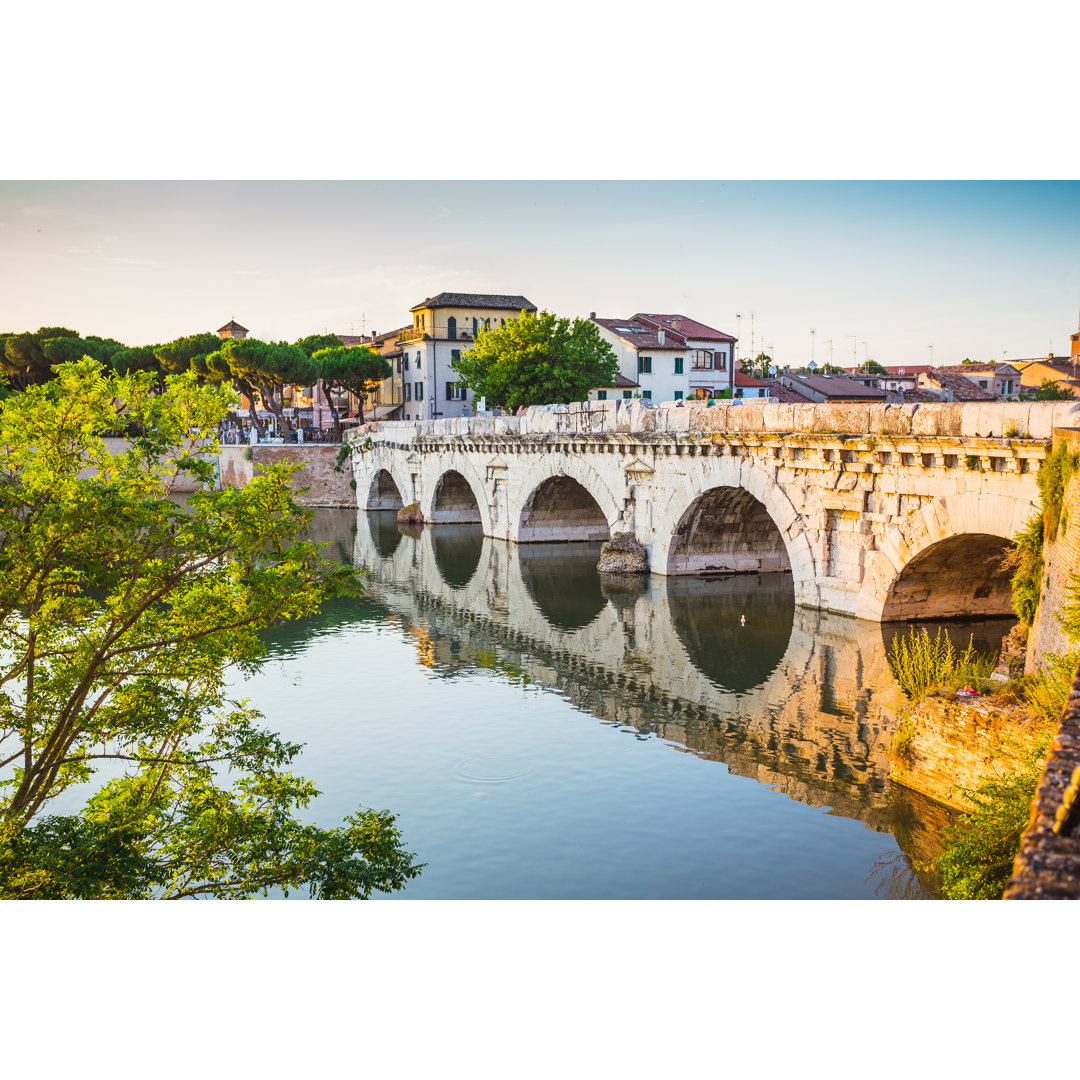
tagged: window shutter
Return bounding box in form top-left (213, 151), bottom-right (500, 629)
top-left (446, 381), bottom-right (453, 400)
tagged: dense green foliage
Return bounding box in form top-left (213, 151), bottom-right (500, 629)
top-left (453, 310), bottom-right (619, 412)
top-left (1002, 440), bottom-right (1080, 627)
top-left (739, 353), bottom-right (773, 379)
top-left (1029, 379), bottom-right (1076, 401)
top-left (312, 346), bottom-right (392, 424)
top-left (1037, 439), bottom-right (1079, 542)
top-left (937, 732), bottom-right (1051, 900)
top-left (858, 359), bottom-right (888, 375)
top-left (1004, 513), bottom-right (1045, 626)
top-left (1, 327), bottom-right (126, 391)
top-left (0, 360), bottom-right (421, 898)
top-left (886, 626), bottom-right (996, 701)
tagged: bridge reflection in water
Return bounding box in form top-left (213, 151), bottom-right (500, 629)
top-left (293, 509), bottom-right (1014, 899)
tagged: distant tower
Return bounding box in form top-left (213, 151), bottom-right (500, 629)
top-left (1071, 302), bottom-right (1080, 360)
top-left (217, 319), bottom-right (249, 340)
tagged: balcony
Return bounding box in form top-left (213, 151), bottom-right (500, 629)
top-left (395, 326), bottom-right (475, 345)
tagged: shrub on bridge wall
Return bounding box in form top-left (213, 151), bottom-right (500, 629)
top-left (1004, 440), bottom-right (1080, 628)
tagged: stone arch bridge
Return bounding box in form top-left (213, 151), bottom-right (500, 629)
top-left (347, 398), bottom-right (1080, 622)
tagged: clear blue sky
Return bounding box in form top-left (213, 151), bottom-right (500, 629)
top-left (2, 180), bottom-right (1077, 368)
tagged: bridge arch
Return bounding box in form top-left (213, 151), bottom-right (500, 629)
top-left (857, 492), bottom-right (1037, 622)
top-left (423, 456), bottom-right (493, 535)
top-left (364, 466), bottom-right (407, 511)
top-left (512, 457), bottom-right (620, 543)
top-left (429, 469), bottom-right (483, 524)
top-left (650, 456), bottom-right (817, 605)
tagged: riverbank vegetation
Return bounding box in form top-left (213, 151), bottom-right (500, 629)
top-left (913, 441), bottom-right (1080, 898)
top-left (885, 626), bottom-right (997, 703)
top-left (0, 361), bottom-right (422, 898)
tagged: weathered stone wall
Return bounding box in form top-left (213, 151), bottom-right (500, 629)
top-left (100, 437), bottom-right (208, 493)
top-left (218, 445), bottom-right (355, 507)
top-left (354, 398), bottom-right (1080, 442)
top-left (1026, 427), bottom-right (1080, 670)
top-left (890, 694), bottom-right (1046, 811)
top-left (1005, 665), bottom-right (1080, 899)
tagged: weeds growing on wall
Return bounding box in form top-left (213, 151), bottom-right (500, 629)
top-left (935, 650), bottom-right (1078, 898)
top-left (1059, 574), bottom-right (1080, 641)
top-left (1002, 513), bottom-right (1045, 627)
top-left (886, 626), bottom-right (997, 702)
top-left (936, 727), bottom-right (1054, 900)
top-left (1037, 439), bottom-right (1080, 543)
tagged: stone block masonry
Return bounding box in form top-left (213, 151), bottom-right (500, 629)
top-left (890, 693), bottom-right (1046, 812)
top-left (218, 445), bottom-right (356, 507)
top-left (1005, 665), bottom-right (1080, 899)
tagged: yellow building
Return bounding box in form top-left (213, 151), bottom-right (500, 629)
top-left (1013, 355), bottom-right (1080, 397)
top-left (396, 292), bottom-right (537, 420)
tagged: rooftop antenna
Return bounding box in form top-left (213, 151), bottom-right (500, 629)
top-left (861, 341), bottom-right (868, 368)
top-left (826, 339), bottom-right (833, 365)
top-left (849, 335), bottom-right (857, 368)
top-left (929, 344), bottom-right (934, 365)
top-left (810, 327), bottom-right (816, 366)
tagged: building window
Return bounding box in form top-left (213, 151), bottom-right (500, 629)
top-left (446, 381), bottom-right (466, 401)
top-left (451, 349), bottom-right (461, 367)
top-left (415, 352), bottom-right (421, 369)
top-left (979, 379), bottom-right (988, 388)
top-left (404, 383), bottom-right (412, 401)
top-left (403, 356), bottom-right (409, 371)
top-left (622, 390), bottom-right (633, 399)
top-left (673, 390), bottom-right (683, 400)
top-left (597, 390), bottom-right (608, 400)
top-left (641, 390), bottom-right (652, 399)
top-left (415, 381), bottom-right (423, 400)
top-left (674, 357), bottom-right (684, 374)
top-left (717, 351), bottom-right (727, 371)
top-left (693, 387), bottom-right (711, 400)
top-left (691, 350), bottom-right (713, 369)
top-left (638, 356), bottom-right (652, 374)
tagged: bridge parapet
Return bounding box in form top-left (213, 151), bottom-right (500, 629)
top-left (361, 398), bottom-right (1080, 443)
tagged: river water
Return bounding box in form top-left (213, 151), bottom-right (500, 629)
top-left (237, 509), bottom-right (1013, 900)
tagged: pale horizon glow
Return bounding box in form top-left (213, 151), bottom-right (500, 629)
top-left (1, 180), bottom-right (1077, 369)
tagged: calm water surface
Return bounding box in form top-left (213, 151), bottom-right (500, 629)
top-left (235, 510), bottom-right (1012, 900)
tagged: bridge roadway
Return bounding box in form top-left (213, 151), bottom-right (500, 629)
top-left (347, 398), bottom-right (1080, 622)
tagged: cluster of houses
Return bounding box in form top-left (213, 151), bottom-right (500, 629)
top-left (221, 294), bottom-right (1080, 431)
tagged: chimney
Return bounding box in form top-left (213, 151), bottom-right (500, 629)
top-left (672, 318), bottom-right (682, 331)
top-left (658, 328), bottom-right (666, 345)
top-left (589, 312), bottom-right (596, 319)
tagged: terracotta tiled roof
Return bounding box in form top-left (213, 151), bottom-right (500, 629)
top-left (634, 313), bottom-right (736, 343)
top-left (217, 319), bottom-right (248, 333)
top-left (918, 368), bottom-right (997, 401)
top-left (410, 292), bottom-right (537, 312)
top-left (734, 370), bottom-right (770, 387)
top-left (592, 317), bottom-right (688, 351)
top-left (935, 362), bottom-right (1022, 377)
